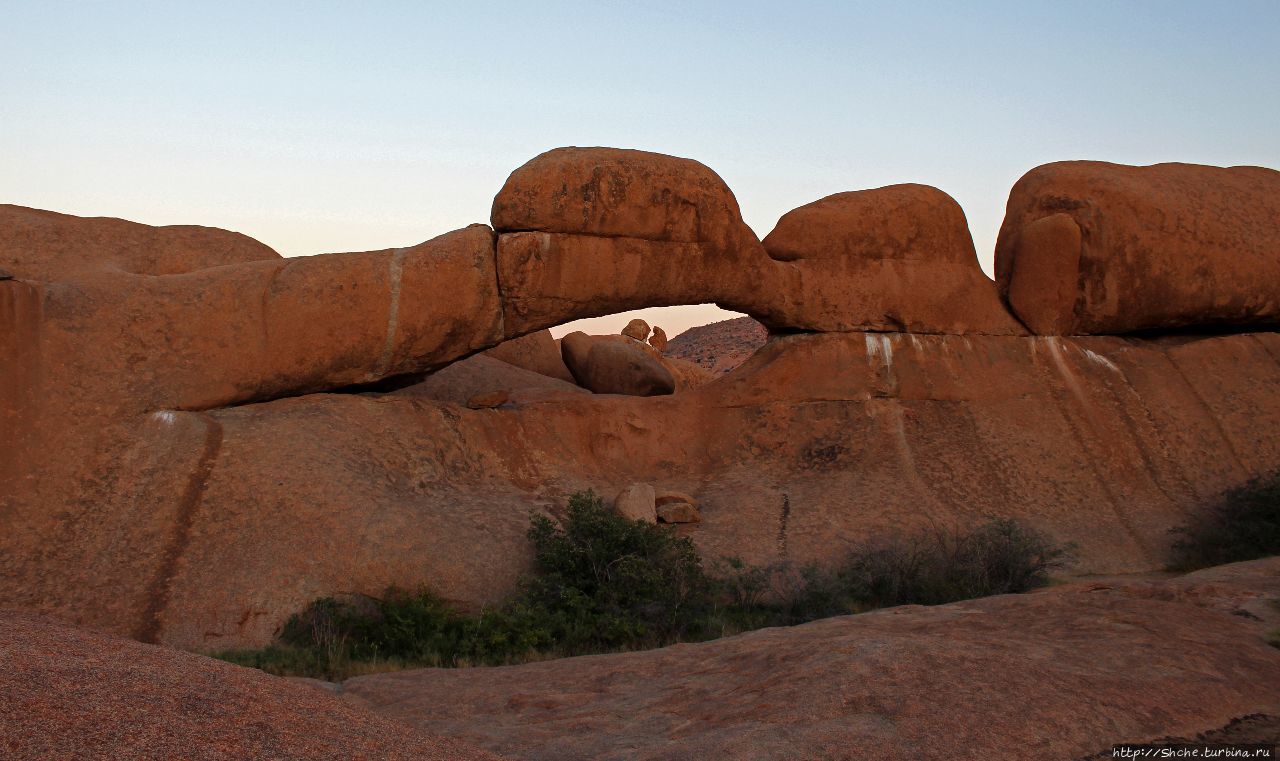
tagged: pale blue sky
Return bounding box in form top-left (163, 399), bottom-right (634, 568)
top-left (3, 1), bottom-right (1277, 335)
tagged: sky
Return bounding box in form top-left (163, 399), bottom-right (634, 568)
top-left (3, 1), bottom-right (1278, 338)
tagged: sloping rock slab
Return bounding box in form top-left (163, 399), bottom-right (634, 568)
top-left (345, 567), bottom-right (1280, 760)
top-left (0, 609), bottom-right (501, 761)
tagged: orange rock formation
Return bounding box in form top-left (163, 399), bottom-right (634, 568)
top-left (2, 147), bottom-right (1278, 654)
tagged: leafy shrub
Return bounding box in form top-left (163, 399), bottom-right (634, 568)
top-left (213, 494), bottom-right (1071, 679)
top-left (519, 490), bottom-right (714, 651)
top-left (1170, 472), bottom-right (1280, 571)
top-left (836, 518), bottom-right (1074, 608)
top-left (709, 518), bottom-right (1072, 632)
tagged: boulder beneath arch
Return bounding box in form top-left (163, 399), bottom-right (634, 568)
top-left (560, 331), bottom-right (676, 396)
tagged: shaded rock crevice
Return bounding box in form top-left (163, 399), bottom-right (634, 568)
top-left (134, 412), bottom-right (224, 644)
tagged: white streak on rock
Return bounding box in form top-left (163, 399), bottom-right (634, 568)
top-left (1082, 348), bottom-right (1121, 373)
top-left (372, 247), bottom-right (408, 381)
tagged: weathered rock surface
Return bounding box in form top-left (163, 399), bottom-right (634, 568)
top-left (342, 559), bottom-right (1280, 760)
top-left (648, 325), bottom-right (668, 350)
top-left (0, 203), bottom-right (281, 279)
top-left (494, 230), bottom-right (760, 335)
top-left (401, 353), bottom-right (587, 407)
top-left (7, 327), bottom-right (1278, 651)
top-left (622, 318), bottom-right (651, 341)
top-left (761, 185), bottom-right (1025, 334)
top-left (467, 390), bottom-right (510, 410)
top-left (996, 161), bottom-right (1280, 334)
top-left (4, 150), bottom-right (1280, 657)
top-left (662, 355), bottom-right (716, 391)
top-left (483, 329), bottom-right (577, 384)
top-left (561, 331), bottom-right (677, 396)
top-left (0, 609), bottom-right (501, 761)
top-left (492, 147), bottom-right (758, 254)
top-left (492, 147), bottom-right (772, 334)
top-left (614, 483), bottom-right (657, 523)
top-left (655, 502), bottom-right (700, 524)
top-left (2, 222), bottom-right (503, 415)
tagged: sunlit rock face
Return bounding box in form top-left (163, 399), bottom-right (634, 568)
top-left (758, 183), bottom-right (1025, 334)
top-left (995, 161), bottom-right (1280, 335)
top-left (2, 148), bottom-right (1278, 650)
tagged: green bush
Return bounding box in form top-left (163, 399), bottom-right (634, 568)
top-left (836, 518), bottom-right (1075, 608)
top-left (1170, 472), bottom-right (1280, 571)
top-left (709, 518), bottom-right (1072, 631)
top-left (520, 490), bottom-right (713, 651)
top-left (213, 494), bottom-right (1071, 679)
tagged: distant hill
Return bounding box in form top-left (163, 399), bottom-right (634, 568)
top-left (663, 316), bottom-right (767, 375)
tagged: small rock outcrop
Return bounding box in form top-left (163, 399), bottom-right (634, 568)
top-left (655, 489), bottom-right (702, 523)
top-left (614, 483), bottom-right (657, 523)
top-left (656, 502), bottom-right (700, 524)
top-left (995, 161), bottom-right (1280, 334)
top-left (621, 318), bottom-right (651, 341)
top-left (648, 326), bottom-right (668, 350)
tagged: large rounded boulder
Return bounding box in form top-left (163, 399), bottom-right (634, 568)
top-left (995, 161), bottom-right (1280, 334)
top-left (490, 147), bottom-right (773, 333)
top-left (760, 185), bottom-right (1023, 334)
top-left (560, 331), bottom-right (676, 396)
top-left (492, 146), bottom-right (754, 252)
